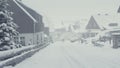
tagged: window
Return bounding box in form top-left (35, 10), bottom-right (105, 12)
top-left (20, 37), bottom-right (25, 40)
top-left (37, 35), bottom-right (39, 44)
top-left (14, 37), bottom-right (19, 44)
top-left (20, 37), bottom-right (25, 46)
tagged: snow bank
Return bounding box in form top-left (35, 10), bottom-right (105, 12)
top-left (0, 45), bottom-right (35, 61)
top-left (0, 48), bottom-right (39, 68)
top-left (1, 43), bottom-right (48, 68)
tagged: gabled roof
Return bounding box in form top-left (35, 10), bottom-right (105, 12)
top-left (16, 0), bottom-right (44, 32)
top-left (14, 0), bottom-right (37, 23)
top-left (16, 0), bottom-right (43, 22)
top-left (86, 16), bottom-right (101, 30)
top-left (7, 0), bottom-right (44, 33)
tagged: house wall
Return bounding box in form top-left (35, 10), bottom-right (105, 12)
top-left (14, 32), bottom-right (44, 46)
top-left (34, 32), bottom-right (44, 45)
top-left (82, 29), bottom-right (101, 38)
top-left (82, 32), bottom-right (98, 38)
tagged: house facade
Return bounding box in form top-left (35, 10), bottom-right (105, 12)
top-left (83, 6), bottom-right (120, 38)
top-left (117, 6), bottom-right (120, 13)
top-left (111, 6), bottom-right (120, 48)
top-left (109, 29), bottom-right (120, 48)
top-left (8, 0), bottom-right (45, 46)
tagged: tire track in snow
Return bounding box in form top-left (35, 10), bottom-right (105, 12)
top-left (60, 44), bottom-right (86, 68)
top-left (67, 43), bottom-right (120, 68)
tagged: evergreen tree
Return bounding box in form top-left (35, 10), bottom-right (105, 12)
top-left (0, 0), bottom-right (18, 51)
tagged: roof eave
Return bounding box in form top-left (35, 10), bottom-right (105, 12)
top-left (13, 0), bottom-right (37, 23)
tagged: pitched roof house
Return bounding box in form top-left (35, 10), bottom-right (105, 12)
top-left (84, 5), bottom-right (120, 38)
top-left (7, 0), bottom-right (45, 45)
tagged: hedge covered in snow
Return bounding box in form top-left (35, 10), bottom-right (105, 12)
top-left (0, 48), bottom-right (39, 68)
top-left (0, 45), bottom-right (35, 61)
top-left (0, 43), bottom-right (48, 68)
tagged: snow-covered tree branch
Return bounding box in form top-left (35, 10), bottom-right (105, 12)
top-left (0, 0), bottom-right (18, 51)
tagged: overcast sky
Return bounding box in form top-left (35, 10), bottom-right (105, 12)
top-left (22, 0), bottom-right (120, 30)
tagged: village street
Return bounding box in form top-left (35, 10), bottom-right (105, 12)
top-left (9, 41), bottom-right (120, 68)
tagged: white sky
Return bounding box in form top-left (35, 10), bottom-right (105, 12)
top-left (22, 0), bottom-right (120, 30)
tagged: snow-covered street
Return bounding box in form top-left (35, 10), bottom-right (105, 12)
top-left (11, 41), bottom-right (120, 68)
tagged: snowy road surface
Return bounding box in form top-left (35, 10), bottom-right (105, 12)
top-left (11, 41), bottom-right (120, 68)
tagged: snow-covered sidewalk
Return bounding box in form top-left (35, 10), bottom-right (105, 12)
top-left (10, 41), bottom-right (120, 68)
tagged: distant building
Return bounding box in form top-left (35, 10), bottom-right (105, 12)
top-left (8, 0), bottom-right (45, 46)
top-left (51, 27), bottom-right (67, 41)
top-left (44, 27), bottom-right (49, 36)
top-left (68, 25), bottom-right (73, 32)
top-left (64, 21), bottom-right (81, 33)
top-left (73, 22), bottom-right (80, 30)
top-left (109, 29), bottom-right (120, 48)
top-left (117, 6), bottom-right (120, 13)
top-left (86, 16), bottom-right (101, 30)
top-left (109, 23), bottom-right (118, 27)
top-left (55, 28), bottom-right (67, 33)
top-left (83, 16), bottom-right (102, 38)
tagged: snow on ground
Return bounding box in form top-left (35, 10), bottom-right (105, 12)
top-left (10, 41), bottom-right (120, 68)
top-left (0, 45), bottom-right (35, 61)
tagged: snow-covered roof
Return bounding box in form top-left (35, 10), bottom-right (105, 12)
top-left (112, 33), bottom-right (120, 35)
top-left (92, 13), bottom-right (120, 30)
